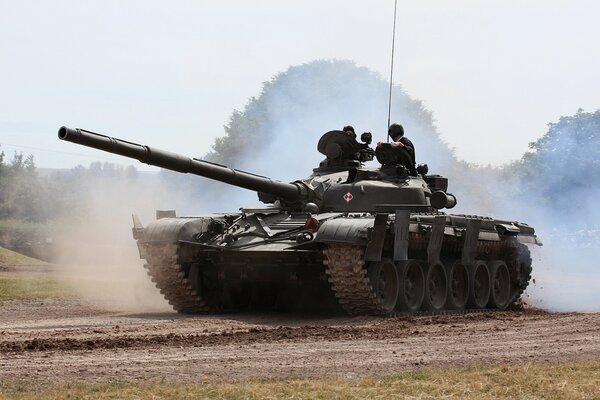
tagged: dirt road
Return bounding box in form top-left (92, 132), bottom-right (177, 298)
top-left (1, 265), bottom-right (599, 383)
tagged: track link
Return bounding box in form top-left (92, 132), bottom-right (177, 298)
top-left (144, 243), bottom-right (210, 313)
top-left (323, 244), bottom-right (381, 315)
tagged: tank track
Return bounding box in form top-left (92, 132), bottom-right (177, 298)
top-left (506, 241), bottom-right (533, 309)
top-left (323, 238), bottom-right (532, 316)
top-left (144, 237), bottom-right (531, 316)
top-left (323, 244), bottom-right (382, 315)
top-left (144, 243), bottom-right (210, 313)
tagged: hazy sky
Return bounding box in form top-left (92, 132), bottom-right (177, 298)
top-left (1, 0), bottom-right (598, 170)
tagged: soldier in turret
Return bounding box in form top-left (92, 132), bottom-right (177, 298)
top-left (377, 123), bottom-right (416, 175)
top-left (343, 125), bottom-right (357, 139)
top-left (342, 125), bottom-right (361, 161)
top-left (339, 125), bottom-right (375, 163)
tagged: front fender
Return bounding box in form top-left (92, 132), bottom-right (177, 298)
top-left (143, 217), bottom-right (209, 244)
top-left (314, 217), bottom-right (373, 245)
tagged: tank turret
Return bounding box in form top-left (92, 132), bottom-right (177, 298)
top-left (58, 126), bottom-right (455, 213)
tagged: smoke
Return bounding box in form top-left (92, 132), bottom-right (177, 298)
top-left (485, 190), bottom-right (600, 312)
top-left (52, 167), bottom-right (171, 313)
top-left (500, 111), bottom-right (600, 311)
top-left (525, 233), bottom-right (600, 312)
top-left (443, 110), bottom-right (600, 311)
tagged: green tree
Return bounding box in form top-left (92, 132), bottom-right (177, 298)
top-left (204, 59), bottom-right (454, 171)
top-left (512, 109), bottom-right (600, 213)
top-left (0, 152), bottom-right (44, 221)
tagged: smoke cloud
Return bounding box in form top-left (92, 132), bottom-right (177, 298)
top-left (52, 167), bottom-right (171, 313)
top-left (496, 111), bottom-right (600, 311)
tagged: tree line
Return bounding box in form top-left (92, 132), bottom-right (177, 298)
top-left (0, 155), bottom-right (141, 252)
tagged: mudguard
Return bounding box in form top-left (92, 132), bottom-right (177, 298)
top-left (142, 217), bottom-right (209, 244)
top-left (314, 217), bottom-right (373, 245)
top-left (136, 215), bottom-right (235, 258)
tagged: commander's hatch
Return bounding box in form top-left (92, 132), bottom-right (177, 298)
top-left (314, 130), bottom-right (362, 171)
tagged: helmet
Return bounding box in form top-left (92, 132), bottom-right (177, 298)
top-left (343, 125), bottom-right (355, 134)
top-left (388, 123), bottom-right (404, 139)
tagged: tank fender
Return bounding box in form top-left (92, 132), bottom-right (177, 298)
top-left (316, 214), bottom-right (390, 261)
top-left (495, 223), bottom-right (521, 236)
top-left (314, 217), bottom-right (375, 245)
top-left (137, 217), bottom-right (234, 262)
top-left (517, 235), bottom-right (543, 246)
top-left (142, 217), bottom-right (211, 245)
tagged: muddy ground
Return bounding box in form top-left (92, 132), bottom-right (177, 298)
top-left (1, 264), bottom-right (599, 384)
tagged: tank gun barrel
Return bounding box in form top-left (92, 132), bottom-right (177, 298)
top-left (58, 126), bottom-right (303, 202)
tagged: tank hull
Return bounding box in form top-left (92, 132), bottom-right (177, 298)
top-left (138, 211), bottom-right (537, 315)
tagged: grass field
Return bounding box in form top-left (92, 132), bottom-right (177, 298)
top-left (0, 247), bottom-right (46, 267)
top-left (0, 248), bottom-right (66, 300)
top-left (0, 274), bottom-right (68, 301)
top-left (1, 361), bottom-right (599, 399)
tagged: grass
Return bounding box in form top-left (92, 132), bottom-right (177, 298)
top-left (0, 247), bottom-right (65, 301)
top-left (1, 361), bottom-right (599, 399)
top-left (0, 247), bottom-right (46, 266)
top-left (0, 274), bottom-right (69, 301)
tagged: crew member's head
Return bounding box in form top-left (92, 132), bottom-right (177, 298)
top-left (388, 123), bottom-right (404, 141)
top-left (343, 125), bottom-right (356, 139)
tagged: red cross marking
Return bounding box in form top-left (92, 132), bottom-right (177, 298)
top-left (343, 192), bottom-right (354, 203)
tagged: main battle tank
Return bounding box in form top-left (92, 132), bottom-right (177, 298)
top-left (58, 126), bottom-right (541, 315)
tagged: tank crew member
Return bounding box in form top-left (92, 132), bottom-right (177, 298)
top-left (342, 125), bottom-right (357, 139)
top-left (377, 123), bottom-right (416, 174)
top-left (341, 125), bottom-right (375, 163)
top-left (342, 125), bottom-right (361, 161)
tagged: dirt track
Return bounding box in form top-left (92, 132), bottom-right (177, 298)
top-left (1, 266), bottom-right (599, 383)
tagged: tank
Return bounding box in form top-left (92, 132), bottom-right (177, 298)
top-left (58, 126), bottom-right (541, 315)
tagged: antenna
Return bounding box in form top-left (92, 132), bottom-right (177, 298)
top-left (386, 0), bottom-right (398, 142)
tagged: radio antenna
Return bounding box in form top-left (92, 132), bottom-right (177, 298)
top-left (386, 0), bottom-right (398, 142)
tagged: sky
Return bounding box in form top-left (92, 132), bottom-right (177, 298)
top-left (0, 0), bottom-right (599, 170)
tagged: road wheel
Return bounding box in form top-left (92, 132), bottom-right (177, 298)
top-left (396, 259), bottom-right (425, 312)
top-left (468, 260), bottom-right (490, 309)
top-left (422, 262), bottom-right (448, 311)
top-left (489, 260), bottom-right (511, 309)
top-left (367, 259), bottom-right (399, 313)
top-left (445, 259), bottom-right (469, 310)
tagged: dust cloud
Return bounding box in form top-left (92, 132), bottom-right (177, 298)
top-left (486, 186), bottom-right (600, 312)
top-left (511, 194), bottom-right (600, 312)
top-left (53, 171), bottom-right (172, 313)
